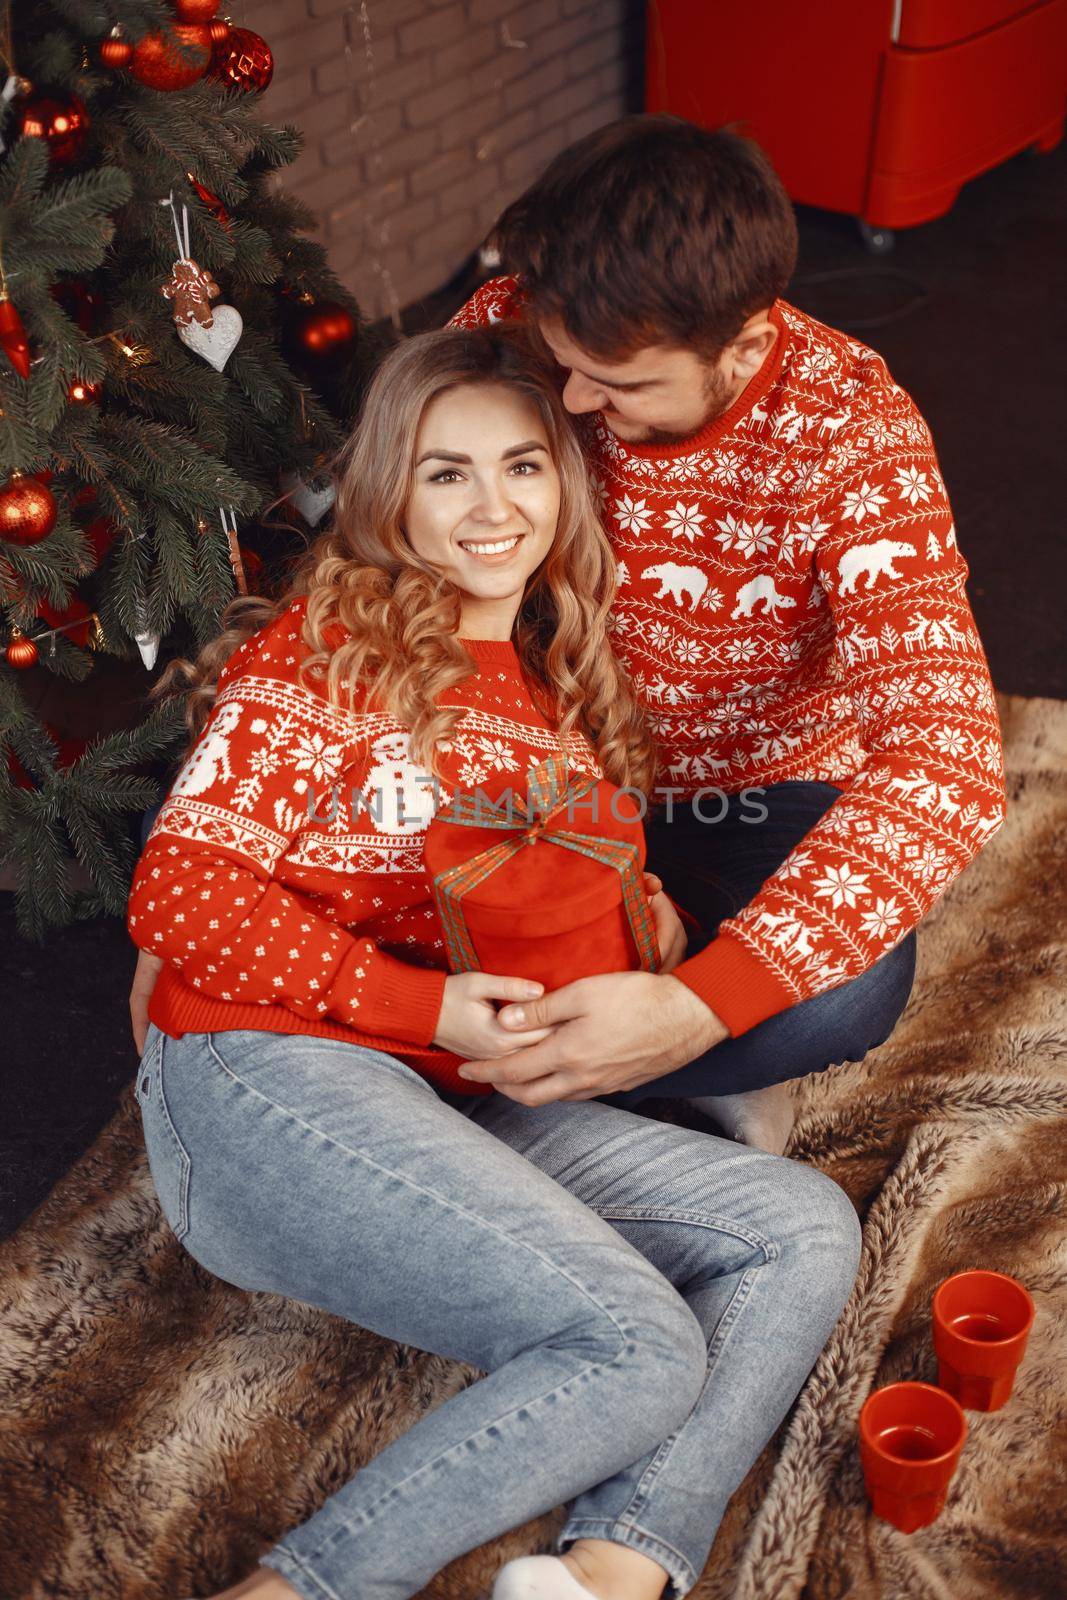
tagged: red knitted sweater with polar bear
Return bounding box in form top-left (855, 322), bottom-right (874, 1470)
top-left (450, 277), bottom-right (1008, 1032)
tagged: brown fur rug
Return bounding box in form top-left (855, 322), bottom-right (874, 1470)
top-left (1, 693), bottom-right (1065, 1600)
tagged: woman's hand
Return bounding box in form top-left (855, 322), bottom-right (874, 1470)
top-left (434, 972), bottom-right (555, 1060)
top-left (130, 949), bottom-right (163, 1055)
top-left (643, 871), bottom-right (688, 974)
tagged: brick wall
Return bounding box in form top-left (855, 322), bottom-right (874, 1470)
top-left (254, 0), bottom-right (644, 323)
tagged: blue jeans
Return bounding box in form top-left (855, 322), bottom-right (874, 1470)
top-left (135, 1023), bottom-right (862, 1600)
top-left (608, 783), bottom-right (918, 1107)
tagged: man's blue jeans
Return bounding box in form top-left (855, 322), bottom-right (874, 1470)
top-left (610, 782), bottom-right (918, 1107)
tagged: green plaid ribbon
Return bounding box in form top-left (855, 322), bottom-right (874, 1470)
top-left (431, 755), bottom-right (659, 975)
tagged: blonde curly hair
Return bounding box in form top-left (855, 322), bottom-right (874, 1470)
top-left (152, 323), bottom-right (657, 795)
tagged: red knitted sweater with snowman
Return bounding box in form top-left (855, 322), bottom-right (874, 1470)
top-left (128, 598), bottom-right (628, 1098)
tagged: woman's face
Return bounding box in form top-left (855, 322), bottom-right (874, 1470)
top-left (403, 382), bottom-right (561, 637)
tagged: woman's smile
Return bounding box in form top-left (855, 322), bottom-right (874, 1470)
top-left (458, 533), bottom-right (525, 560)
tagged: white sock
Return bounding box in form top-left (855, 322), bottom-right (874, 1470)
top-left (689, 1080), bottom-right (796, 1155)
top-left (492, 1553), bottom-right (600, 1600)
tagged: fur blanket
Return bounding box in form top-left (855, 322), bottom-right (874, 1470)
top-left (1, 694), bottom-right (1064, 1600)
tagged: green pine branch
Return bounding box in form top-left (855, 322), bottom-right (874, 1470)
top-left (2, 0), bottom-right (373, 935)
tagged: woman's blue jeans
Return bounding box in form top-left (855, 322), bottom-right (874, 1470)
top-left (135, 1021), bottom-right (862, 1600)
top-left (609, 782), bottom-right (918, 1107)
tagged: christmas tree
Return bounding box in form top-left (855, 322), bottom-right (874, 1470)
top-left (0, 1), bottom-right (377, 939)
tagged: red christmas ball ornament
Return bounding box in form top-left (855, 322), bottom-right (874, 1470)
top-left (298, 301), bottom-right (357, 356)
top-left (208, 17), bottom-right (230, 44)
top-left (0, 472), bottom-right (57, 547)
top-left (174, 0), bottom-right (221, 20)
top-left (0, 294), bottom-right (31, 379)
top-left (10, 90), bottom-right (90, 167)
top-left (38, 594), bottom-right (93, 650)
top-left (209, 26), bottom-right (273, 93)
top-left (128, 24), bottom-right (213, 90)
top-left (100, 37), bottom-right (133, 68)
top-left (5, 628), bottom-right (38, 670)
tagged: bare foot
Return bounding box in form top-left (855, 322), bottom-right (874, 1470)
top-left (208, 1567), bottom-right (303, 1599)
top-left (560, 1536), bottom-right (669, 1600)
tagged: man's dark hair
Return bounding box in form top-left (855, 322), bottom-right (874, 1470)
top-left (491, 114), bottom-right (798, 362)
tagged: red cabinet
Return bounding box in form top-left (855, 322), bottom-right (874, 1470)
top-left (895, 1), bottom-right (1035, 49)
top-left (646, 0), bottom-right (1067, 235)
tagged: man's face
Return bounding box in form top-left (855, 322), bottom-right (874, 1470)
top-left (535, 314), bottom-right (732, 446)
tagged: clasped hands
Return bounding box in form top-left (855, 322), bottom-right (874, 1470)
top-left (433, 873), bottom-right (728, 1107)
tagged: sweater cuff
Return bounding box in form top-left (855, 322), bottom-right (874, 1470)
top-left (672, 931), bottom-right (799, 1037)
top-left (349, 949), bottom-right (447, 1047)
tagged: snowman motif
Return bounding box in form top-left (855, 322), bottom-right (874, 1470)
top-left (362, 730), bottom-right (438, 833)
top-left (170, 702), bottom-right (243, 798)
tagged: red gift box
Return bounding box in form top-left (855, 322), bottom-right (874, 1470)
top-left (424, 756), bottom-right (659, 991)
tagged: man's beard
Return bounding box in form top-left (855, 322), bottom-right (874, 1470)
top-left (622, 364), bottom-right (733, 446)
top-left (627, 366), bottom-right (735, 448)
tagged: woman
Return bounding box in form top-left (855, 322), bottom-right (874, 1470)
top-left (128, 325), bottom-right (861, 1600)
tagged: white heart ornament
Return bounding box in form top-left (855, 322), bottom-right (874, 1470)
top-left (178, 305), bottom-right (243, 371)
top-left (280, 470), bottom-right (336, 528)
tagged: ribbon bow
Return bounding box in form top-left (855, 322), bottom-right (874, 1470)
top-left (432, 755), bottom-right (659, 976)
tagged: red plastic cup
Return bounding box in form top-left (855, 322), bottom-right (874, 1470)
top-left (932, 1269), bottom-right (1035, 1411)
top-left (859, 1381), bottom-right (967, 1532)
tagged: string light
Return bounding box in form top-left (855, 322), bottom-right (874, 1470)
top-left (107, 331), bottom-right (153, 365)
top-left (16, 612), bottom-right (101, 648)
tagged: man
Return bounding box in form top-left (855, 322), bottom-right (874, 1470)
top-left (444, 115), bottom-right (1006, 1133)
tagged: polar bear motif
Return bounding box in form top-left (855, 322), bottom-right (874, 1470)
top-left (170, 702), bottom-right (243, 798)
top-left (361, 729), bottom-right (438, 834)
top-left (730, 575), bottom-right (797, 620)
top-left (837, 539), bottom-right (916, 594)
top-left (641, 561), bottom-right (708, 611)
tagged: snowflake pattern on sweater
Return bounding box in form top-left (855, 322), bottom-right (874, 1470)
top-left (127, 603), bottom-right (602, 1096)
top-left (451, 277), bottom-right (1006, 1032)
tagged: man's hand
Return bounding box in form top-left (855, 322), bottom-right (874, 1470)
top-left (456, 971), bottom-right (729, 1106)
top-left (130, 949), bottom-right (163, 1055)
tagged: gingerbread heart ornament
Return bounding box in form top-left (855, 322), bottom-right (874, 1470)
top-left (177, 303), bottom-right (243, 371)
top-left (161, 253), bottom-right (242, 371)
